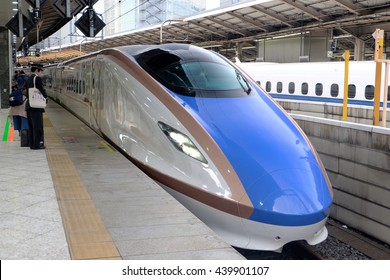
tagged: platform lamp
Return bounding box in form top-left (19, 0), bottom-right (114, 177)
top-left (160, 18), bottom-right (185, 44)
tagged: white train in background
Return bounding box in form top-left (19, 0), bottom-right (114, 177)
top-left (235, 60), bottom-right (390, 108)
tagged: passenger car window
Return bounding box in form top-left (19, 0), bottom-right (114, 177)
top-left (348, 84), bottom-right (356, 98)
top-left (266, 81), bottom-right (271, 92)
top-left (315, 83), bottom-right (323, 96)
top-left (288, 82), bottom-right (295, 94)
top-left (388, 86), bottom-right (390, 101)
top-left (330, 83), bottom-right (339, 97)
top-left (301, 83), bottom-right (308, 95)
top-left (365, 85), bottom-right (374, 100)
top-left (277, 82), bottom-right (283, 93)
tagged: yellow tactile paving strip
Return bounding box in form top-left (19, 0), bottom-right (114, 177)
top-left (43, 115), bottom-right (122, 260)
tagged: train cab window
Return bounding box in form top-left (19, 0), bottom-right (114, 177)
top-left (288, 82), bottom-right (295, 94)
top-left (365, 85), bottom-right (374, 100)
top-left (330, 84), bottom-right (339, 97)
top-left (277, 82), bottom-right (283, 93)
top-left (348, 84), bottom-right (356, 98)
top-left (315, 83), bottom-right (323, 96)
top-left (266, 81), bottom-right (271, 92)
top-left (301, 83), bottom-right (308, 95)
top-left (134, 45), bottom-right (252, 97)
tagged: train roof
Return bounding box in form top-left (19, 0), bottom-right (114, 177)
top-left (56, 44), bottom-right (221, 68)
top-left (116, 44), bottom-right (222, 63)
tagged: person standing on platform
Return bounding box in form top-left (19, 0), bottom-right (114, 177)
top-left (8, 83), bottom-right (29, 146)
top-left (16, 70), bottom-right (29, 89)
top-left (26, 63), bottom-right (47, 150)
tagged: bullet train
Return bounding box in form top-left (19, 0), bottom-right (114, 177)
top-left (235, 60), bottom-right (390, 108)
top-left (44, 44), bottom-right (333, 251)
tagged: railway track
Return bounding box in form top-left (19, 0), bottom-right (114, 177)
top-left (236, 241), bottom-right (323, 260)
top-left (237, 219), bottom-right (390, 260)
top-left (311, 219), bottom-right (390, 260)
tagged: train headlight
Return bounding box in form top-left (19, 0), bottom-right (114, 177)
top-left (158, 121), bottom-right (207, 163)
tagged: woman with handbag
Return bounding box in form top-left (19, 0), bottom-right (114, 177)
top-left (26, 63), bottom-right (48, 150)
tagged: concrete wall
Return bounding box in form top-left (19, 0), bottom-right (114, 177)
top-left (292, 114), bottom-right (390, 245)
top-left (279, 101), bottom-right (390, 127)
top-left (0, 27), bottom-right (10, 109)
top-left (262, 37), bottom-right (301, 63)
top-left (255, 32), bottom-right (331, 63)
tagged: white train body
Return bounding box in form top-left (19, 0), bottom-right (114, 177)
top-left (236, 60), bottom-right (390, 108)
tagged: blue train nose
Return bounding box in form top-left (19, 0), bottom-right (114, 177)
top-left (175, 84), bottom-right (333, 228)
top-left (244, 167), bottom-right (332, 226)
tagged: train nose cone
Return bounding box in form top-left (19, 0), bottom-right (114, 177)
top-left (245, 167), bottom-right (332, 226)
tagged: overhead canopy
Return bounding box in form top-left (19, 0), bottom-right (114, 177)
top-left (53, 0), bottom-right (390, 61)
top-left (5, 0), bottom-right (390, 63)
top-left (22, 0), bottom-right (86, 49)
top-left (17, 49), bottom-right (86, 64)
top-left (2, 0), bottom-right (93, 51)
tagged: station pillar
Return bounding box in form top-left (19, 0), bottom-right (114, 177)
top-left (354, 38), bottom-right (365, 61)
top-left (235, 42), bottom-right (243, 62)
top-left (255, 39), bottom-right (265, 62)
top-left (0, 27), bottom-right (11, 109)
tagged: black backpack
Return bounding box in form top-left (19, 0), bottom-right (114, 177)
top-left (9, 89), bottom-right (24, 107)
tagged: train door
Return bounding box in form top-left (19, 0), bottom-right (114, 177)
top-left (54, 67), bottom-right (61, 102)
top-left (57, 66), bottom-right (64, 104)
top-left (90, 58), bottom-right (102, 130)
top-left (83, 60), bottom-right (94, 127)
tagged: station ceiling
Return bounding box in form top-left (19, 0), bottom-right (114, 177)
top-left (2, 0), bottom-right (390, 63)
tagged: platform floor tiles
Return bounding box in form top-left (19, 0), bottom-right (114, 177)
top-left (0, 105), bottom-right (244, 260)
top-left (0, 121), bottom-right (70, 259)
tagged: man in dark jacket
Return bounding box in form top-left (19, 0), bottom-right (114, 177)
top-left (26, 63), bottom-right (48, 149)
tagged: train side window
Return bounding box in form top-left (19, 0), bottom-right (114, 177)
top-left (266, 81), bottom-right (271, 92)
top-left (301, 82), bottom-right (308, 95)
top-left (365, 85), bottom-right (374, 100)
top-left (315, 83), bottom-right (323, 96)
top-left (256, 81), bottom-right (261, 86)
top-left (330, 83), bottom-right (339, 97)
top-left (348, 84), bottom-right (356, 98)
top-left (277, 82), bottom-right (283, 93)
top-left (288, 82), bottom-right (295, 94)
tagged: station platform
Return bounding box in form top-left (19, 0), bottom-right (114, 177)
top-left (0, 102), bottom-right (244, 260)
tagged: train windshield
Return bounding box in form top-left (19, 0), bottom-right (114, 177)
top-left (133, 46), bottom-right (251, 97)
